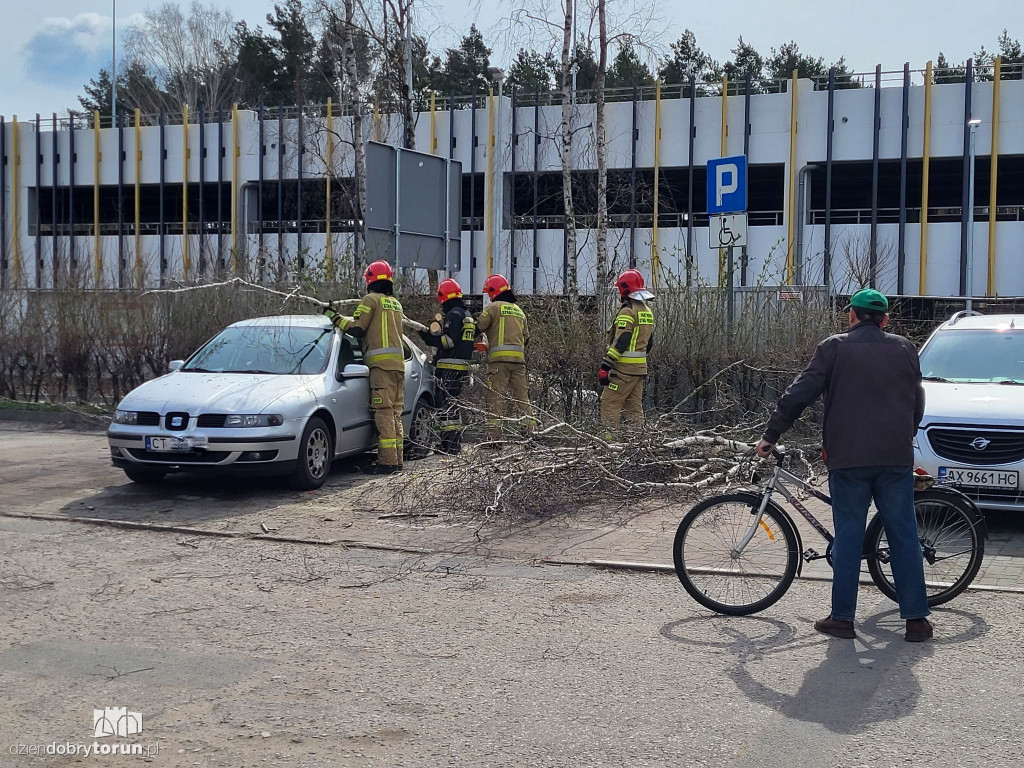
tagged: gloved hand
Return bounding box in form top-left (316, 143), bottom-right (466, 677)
top-left (322, 304), bottom-right (340, 322)
top-left (598, 364), bottom-right (611, 387)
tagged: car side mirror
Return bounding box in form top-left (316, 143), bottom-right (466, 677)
top-left (338, 363), bottom-right (370, 381)
top-left (168, 360), bottom-right (184, 372)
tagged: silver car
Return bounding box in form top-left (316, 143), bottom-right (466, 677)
top-left (107, 315), bottom-right (435, 489)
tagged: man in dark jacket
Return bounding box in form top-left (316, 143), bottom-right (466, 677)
top-left (756, 289), bottom-right (932, 642)
top-left (420, 278), bottom-right (476, 454)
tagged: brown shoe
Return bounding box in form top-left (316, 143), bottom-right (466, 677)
top-left (905, 618), bottom-right (934, 643)
top-left (814, 616), bottom-right (856, 639)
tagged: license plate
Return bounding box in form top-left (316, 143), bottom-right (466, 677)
top-left (938, 466), bottom-right (1019, 489)
top-left (146, 436), bottom-right (207, 453)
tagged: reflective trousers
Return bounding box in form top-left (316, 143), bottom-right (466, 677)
top-left (434, 368), bottom-right (467, 453)
top-left (600, 371), bottom-right (645, 429)
top-left (370, 367), bottom-right (404, 466)
top-left (485, 362), bottom-right (534, 439)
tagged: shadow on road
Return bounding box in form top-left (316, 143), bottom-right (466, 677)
top-left (54, 454), bottom-right (379, 526)
top-left (661, 607), bottom-right (989, 735)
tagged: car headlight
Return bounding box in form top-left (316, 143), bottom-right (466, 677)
top-left (114, 410), bottom-right (138, 425)
top-left (225, 414), bottom-right (284, 428)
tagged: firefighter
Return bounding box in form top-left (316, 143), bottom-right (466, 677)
top-left (476, 274), bottom-right (534, 440)
top-left (599, 268), bottom-right (655, 430)
top-left (419, 277), bottom-right (476, 454)
top-left (323, 260), bottom-right (406, 474)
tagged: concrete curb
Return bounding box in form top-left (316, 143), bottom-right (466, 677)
top-left (546, 558), bottom-right (1024, 596)
top-left (0, 408), bottom-right (109, 431)
top-left (0, 512), bottom-right (433, 556)
top-left (5, 511), bottom-right (1024, 596)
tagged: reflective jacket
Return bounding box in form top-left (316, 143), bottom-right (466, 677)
top-left (477, 300), bottom-right (528, 364)
top-left (334, 291), bottom-right (405, 372)
top-left (420, 300), bottom-right (476, 372)
top-left (604, 299), bottom-right (654, 376)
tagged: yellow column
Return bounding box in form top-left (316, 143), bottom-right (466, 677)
top-left (325, 98), bottom-right (333, 276)
top-left (987, 58), bottom-right (1002, 296)
top-left (920, 62), bottom-right (933, 295)
top-left (134, 109), bottom-right (142, 287)
top-left (652, 79), bottom-right (662, 288)
top-left (231, 103), bottom-right (240, 273)
top-left (719, 74), bottom-right (729, 283)
top-left (93, 110), bottom-right (102, 288)
top-left (182, 104), bottom-right (190, 279)
top-left (10, 117), bottom-right (21, 286)
top-left (485, 86), bottom-right (495, 276)
top-left (785, 70), bottom-right (799, 285)
top-left (430, 92), bottom-right (437, 153)
top-left (373, 102), bottom-right (383, 142)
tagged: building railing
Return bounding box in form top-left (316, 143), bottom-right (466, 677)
top-left (16, 62), bottom-right (1023, 131)
top-left (809, 205), bottom-right (1024, 225)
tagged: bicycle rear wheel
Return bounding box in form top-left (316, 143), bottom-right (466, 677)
top-left (866, 488), bottom-right (985, 607)
top-left (673, 492), bottom-right (800, 616)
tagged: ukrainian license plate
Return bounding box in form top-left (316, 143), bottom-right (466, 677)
top-left (146, 436), bottom-right (207, 453)
top-left (938, 467), bottom-right (1019, 489)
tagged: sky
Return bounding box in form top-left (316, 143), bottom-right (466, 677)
top-left (2, 0), bottom-right (1020, 117)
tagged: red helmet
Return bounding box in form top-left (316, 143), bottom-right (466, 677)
top-left (364, 260), bottom-right (394, 284)
top-left (615, 268), bottom-right (645, 298)
top-left (437, 278), bottom-right (463, 303)
top-left (483, 274), bottom-right (511, 300)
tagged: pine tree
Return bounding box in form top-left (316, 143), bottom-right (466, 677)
top-left (606, 42), bottom-right (655, 90)
top-left (506, 49), bottom-right (559, 93)
top-left (659, 30), bottom-right (717, 88)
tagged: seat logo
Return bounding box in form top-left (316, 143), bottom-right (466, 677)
top-left (970, 437), bottom-right (991, 451)
top-left (171, 416), bottom-right (183, 427)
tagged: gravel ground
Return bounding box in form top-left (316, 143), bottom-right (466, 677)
top-left (1, 515), bottom-right (1021, 767)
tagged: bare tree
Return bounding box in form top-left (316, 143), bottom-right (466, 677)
top-left (124, 1), bottom-right (240, 112)
top-left (559, 1), bottom-right (579, 296)
top-left (595, 0), bottom-right (609, 297)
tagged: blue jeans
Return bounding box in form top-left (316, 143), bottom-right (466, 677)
top-left (828, 466), bottom-right (930, 622)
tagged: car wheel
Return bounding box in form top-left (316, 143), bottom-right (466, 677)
top-left (404, 397), bottom-right (433, 460)
top-left (288, 416), bottom-right (333, 490)
top-left (123, 466), bottom-right (167, 484)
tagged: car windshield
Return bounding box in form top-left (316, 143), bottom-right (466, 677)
top-left (920, 328), bottom-right (1024, 383)
top-left (183, 325), bottom-right (333, 375)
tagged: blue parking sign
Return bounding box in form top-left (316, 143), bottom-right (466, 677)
top-left (707, 155), bottom-right (747, 214)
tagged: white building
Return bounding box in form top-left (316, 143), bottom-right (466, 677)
top-left (2, 65), bottom-right (1022, 297)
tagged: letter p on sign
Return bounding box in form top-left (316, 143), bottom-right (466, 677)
top-left (716, 164), bottom-right (738, 207)
top-left (706, 155), bottom-right (747, 215)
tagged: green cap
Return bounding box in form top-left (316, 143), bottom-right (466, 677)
top-left (847, 288), bottom-right (889, 313)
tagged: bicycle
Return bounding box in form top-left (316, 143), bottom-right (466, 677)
top-left (673, 448), bottom-right (987, 616)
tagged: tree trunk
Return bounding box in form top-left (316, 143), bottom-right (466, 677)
top-left (560, 1), bottom-right (578, 297)
top-left (342, 0), bottom-right (366, 266)
top-left (596, 0), bottom-right (609, 309)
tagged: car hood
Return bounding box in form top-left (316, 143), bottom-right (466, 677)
top-left (922, 381), bottom-right (1024, 427)
top-left (119, 372), bottom-right (320, 414)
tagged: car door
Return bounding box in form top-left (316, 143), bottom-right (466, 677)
top-left (328, 331), bottom-right (375, 454)
top-left (402, 338), bottom-right (423, 431)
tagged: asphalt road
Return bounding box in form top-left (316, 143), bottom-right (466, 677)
top-left (1, 513), bottom-right (1021, 768)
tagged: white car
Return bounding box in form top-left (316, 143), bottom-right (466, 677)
top-left (915, 311), bottom-right (1024, 511)
top-left (107, 315), bottom-right (435, 489)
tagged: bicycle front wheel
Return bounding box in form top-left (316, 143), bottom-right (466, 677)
top-left (673, 492), bottom-right (800, 616)
top-left (866, 488), bottom-right (986, 607)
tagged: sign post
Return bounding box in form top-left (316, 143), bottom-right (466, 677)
top-left (707, 155), bottom-right (748, 326)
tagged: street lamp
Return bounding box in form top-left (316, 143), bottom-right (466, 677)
top-left (966, 117), bottom-right (982, 311)
top-left (111, 0), bottom-right (117, 122)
